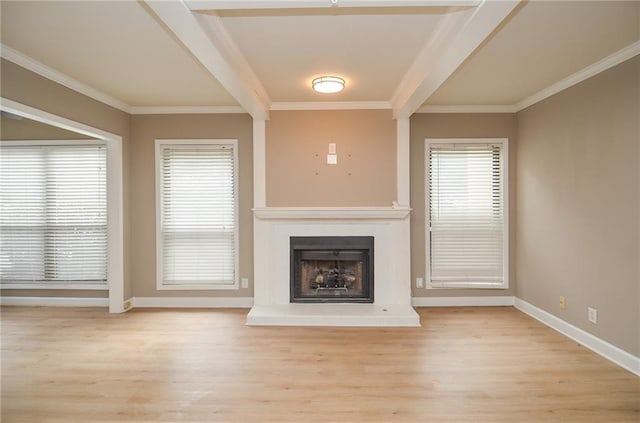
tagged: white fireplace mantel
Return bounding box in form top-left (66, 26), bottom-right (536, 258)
top-left (252, 206), bottom-right (411, 220)
top-left (247, 206), bottom-right (420, 327)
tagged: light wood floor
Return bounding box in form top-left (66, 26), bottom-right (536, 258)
top-left (1, 306), bottom-right (638, 422)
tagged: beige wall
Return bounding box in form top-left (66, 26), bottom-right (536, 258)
top-left (409, 113), bottom-right (518, 297)
top-left (129, 114), bottom-right (254, 297)
top-left (1, 115), bottom-right (88, 139)
top-left (516, 57), bottom-right (639, 356)
top-left (266, 110), bottom-right (396, 207)
top-left (0, 59), bottom-right (132, 299)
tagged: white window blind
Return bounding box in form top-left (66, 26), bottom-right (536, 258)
top-left (0, 143), bottom-right (107, 286)
top-left (157, 142), bottom-right (237, 289)
top-left (427, 140), bottom-right (507, 288)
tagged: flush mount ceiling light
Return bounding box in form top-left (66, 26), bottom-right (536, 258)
top-left (312, 76), bottom-right (345, 94)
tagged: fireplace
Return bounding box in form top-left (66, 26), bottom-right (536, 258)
top-left (290, 236), bottom-right (374, 303)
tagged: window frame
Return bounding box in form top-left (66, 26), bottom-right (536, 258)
top-left (155, 139), bottom-right (240, 291)
top-left (0, 139), bottom-right (109, 290)
top-left (425, 138), bottom-right (509, 290)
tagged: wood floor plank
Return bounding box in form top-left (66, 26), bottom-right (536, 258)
top-left (1, 306), bottom-right (638, 422)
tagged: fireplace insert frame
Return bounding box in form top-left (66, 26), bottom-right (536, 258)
top-left (290, 236), bottom-right (374, 303)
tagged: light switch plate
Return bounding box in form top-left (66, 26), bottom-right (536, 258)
top-left (327, 154), bottom-right (337, 165)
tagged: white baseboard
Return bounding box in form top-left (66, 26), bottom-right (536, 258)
top-left (131, 296), bottom-right (254, 308)
top-left (0, 296), bottom-right (109, 307)
top-left (514, 298), bottom-right (640, 376)
top-left (412, 296), bottom-right (515, 307)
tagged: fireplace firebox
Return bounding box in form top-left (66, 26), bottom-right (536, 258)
top-left (290, 236), bottom-right (374, 303)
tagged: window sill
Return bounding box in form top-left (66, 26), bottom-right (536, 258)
top-left (0, 283), bottom-right (108, 290)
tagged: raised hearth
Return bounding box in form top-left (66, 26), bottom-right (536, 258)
top-left (247, 207), bottom-right (420, 327)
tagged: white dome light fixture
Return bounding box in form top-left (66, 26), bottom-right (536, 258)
top-left (312, 76), bottom-right (345, 94)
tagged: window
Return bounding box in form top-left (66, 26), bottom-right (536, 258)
top-left (425, 139), bottom-right (508, 289)
top-left (0, 141), bottom-right (108, 288)
top-left (156, 140), bottom-right (238, 290)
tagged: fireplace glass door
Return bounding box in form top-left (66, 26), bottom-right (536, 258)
top-left (290, 237), bottom-right (373, 303)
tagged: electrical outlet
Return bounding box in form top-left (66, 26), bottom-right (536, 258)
top-left (416, 277), bottom-right (424, 288)
top-left (588, 307), bottom-right (597, 324)
top-left (559, 296), bottom-right (566, 309)
top-left (241, 278), bottom-right (249, 289)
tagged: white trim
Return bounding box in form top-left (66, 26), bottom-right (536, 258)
top-left (0, 98), bottom-right (119, 141)
top-left (4, 37), bottom-right (636, 120)
top-left (186, 1), bottom-right (480, 10)
top-left (105, 128), bottom-right (125, 314)
top-left (514, 298), bottom-right (640, 377)
top-left (515, 40), bottom-right (640, 112)
top-left (392, 1), bottom-right (521, 118)
top-left (270, 102), bottom-right (391, 111)
top-left (416, 41), bottom-right (640, 115)
top-left (253, 119), bottom-right (266, 208)
top-left (131, 296), bottom-right (253, 308)
top-left (396, 118), bottom-right (410, 207)
top-left (144, 0), bottom-right (269, 119)
top-left (425, 138), bottom-right (509, 290)
top-left (131, 106), bottom-right (245, 115)
top-left (411, 296), bottom-right (515, 307)
top-left (1, 44), bottom-right (131, 113)
top-left (253, 206), bottom-right (411, 220)
top-left (155, 139), bottom-right (240, 291)
top-left (195, 12), bottom-right (271, 111)
top-left (416, 104), bottom-right (518, 114)
top-left (0, 98), bottom-right (125, 314)
top-left (0, 296), bottom-right (109, 307)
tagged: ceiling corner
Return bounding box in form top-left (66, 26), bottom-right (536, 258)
top-left (144, 0), bottom-right (270, 119)
top-left (391, 0), bottom-right (522, 119)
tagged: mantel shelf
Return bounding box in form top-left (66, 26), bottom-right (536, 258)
top-left (252, 207), bottom-right (411, 220)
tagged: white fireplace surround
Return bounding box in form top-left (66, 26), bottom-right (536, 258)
top-left (247, 207), bottom-right (421, 326)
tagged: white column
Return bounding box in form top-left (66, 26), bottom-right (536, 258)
top-left (396, 117), bottom-right (410, 207)
top-left (253, 119), bottom-right (266, 208)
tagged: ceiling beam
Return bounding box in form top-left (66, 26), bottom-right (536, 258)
top-left (185, 1), bottom-right (480, 11)
top-left (391, 0), bottom-right (521, 119)
top-left (144, 0), bottom-right (270, 120)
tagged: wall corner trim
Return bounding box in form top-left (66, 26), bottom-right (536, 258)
top-left (411, 296), bottom-right (515, 307)
top-left (131, 297), bottom-right (254, 308)
top-left (514, 298), bottom-right (640, 376)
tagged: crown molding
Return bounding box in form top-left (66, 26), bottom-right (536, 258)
top-left (416, 104), bottom-right (517, 113)
top-left (5, 34), bottom-right (636, 119)
top-left (195, 12), bottom-right (271, 109)
top-left (130, 105), bottom-right (246, 114)
top-left (392, 0), bottom-right (521, 118)
top-left (185, 1), bottom-right (480, 11)
top-left (144, 0), bottom-right (270, 120)
top-left (416, 41), bottom-right (640, 115)
top-left (1, 44), bottom-right (132, 113)
top-left (270, 101), bottom-right (391, 111)
top-left (515, 40), bottom-right (640, 112)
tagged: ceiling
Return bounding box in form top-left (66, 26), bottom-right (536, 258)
top-left (1, 0), bottom-right (638, 117)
